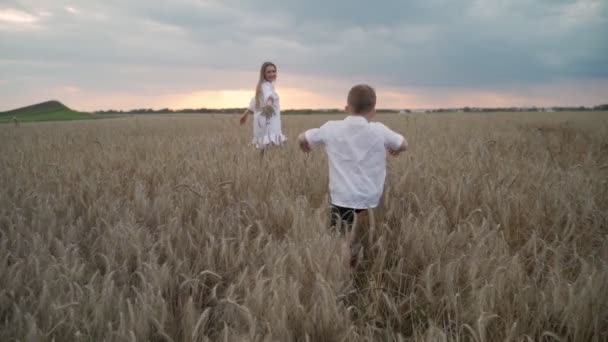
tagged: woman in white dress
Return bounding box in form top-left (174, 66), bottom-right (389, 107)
top-left (240, 61), bottom-right (287, 149)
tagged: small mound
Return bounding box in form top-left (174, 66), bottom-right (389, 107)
top-left (1, 100), bottom-right (71, 116)
top-left (0, 100), bottom-right (96, 123)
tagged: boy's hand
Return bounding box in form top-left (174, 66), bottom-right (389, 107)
top-left (298, 133), bottom-right (312, 152)
top-left (387, 147), bottom-right (401, 156)
top-left (387, 140), bottom-right (408, 156)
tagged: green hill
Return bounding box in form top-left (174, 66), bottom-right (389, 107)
top-left (0, 100), bottom-right (95, 123)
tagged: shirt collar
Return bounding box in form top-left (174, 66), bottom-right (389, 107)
top-left (344, 115), bottom-right (369, 123)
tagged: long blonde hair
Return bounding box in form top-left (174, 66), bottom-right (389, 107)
top-left (255, 62), bottom-right (276, 110)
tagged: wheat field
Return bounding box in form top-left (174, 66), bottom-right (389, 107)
top-left (1, 112), bottom-right (607, 341)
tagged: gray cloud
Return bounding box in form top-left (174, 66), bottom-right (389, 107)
top-left (1, 0), bottom-right (607, 110)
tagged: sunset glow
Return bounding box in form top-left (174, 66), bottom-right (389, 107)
top-left (0, 9), bottom-right (38, 23)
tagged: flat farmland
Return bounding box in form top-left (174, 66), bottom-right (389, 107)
top-left (1, 112), bottom-right (607, 341)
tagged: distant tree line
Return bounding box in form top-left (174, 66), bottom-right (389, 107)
top-left (94, 108), bottom-right (406, 115)
top-left (594, 104), bottom-right (608, 110)
top-left (429, 104), bottom-right (608, 113)
top-left (94, 104), bottom-right (607, 115)
top-left (95, 108), bottom-right (246, 114)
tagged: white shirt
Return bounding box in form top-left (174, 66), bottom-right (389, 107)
top-left (305, 116), bottom-right (405, 209)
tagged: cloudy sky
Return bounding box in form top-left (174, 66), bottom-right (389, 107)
top-left (1, 0), bottom-right (607, 111)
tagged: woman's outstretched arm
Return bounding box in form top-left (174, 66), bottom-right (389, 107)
top-left (239, 108), bottom-right (252, 125)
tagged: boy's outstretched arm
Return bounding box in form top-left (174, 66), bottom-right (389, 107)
top-left (382, 124), bottom-right (408, 156)
top-left (387, 137), bottom-right (408, 156)
top-left (299, 127), bottom-right (325, 153)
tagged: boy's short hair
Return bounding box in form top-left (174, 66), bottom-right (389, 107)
top-left (348, 84), bottom-right (376, 114)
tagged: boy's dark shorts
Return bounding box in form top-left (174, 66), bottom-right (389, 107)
top-left (329, 204), bottom-right (368, 234)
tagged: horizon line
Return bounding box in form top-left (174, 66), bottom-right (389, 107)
top-left (2, 99), bottom-right (607, 113)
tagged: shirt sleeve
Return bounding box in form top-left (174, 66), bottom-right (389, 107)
top-left (248, 97), bottom-right (256, 111)
top-left (304, 125), bottom-right (326, 147)
top-left (380, 123), bottom-right (405, 150)
top-left (261, 82), bottom-right (274, 103)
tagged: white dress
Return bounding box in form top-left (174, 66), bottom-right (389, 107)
top-left (251, 81), bottom-right (287, 148)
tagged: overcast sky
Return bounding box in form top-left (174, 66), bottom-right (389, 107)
top-left (1, 0), bottom-right (607, 111)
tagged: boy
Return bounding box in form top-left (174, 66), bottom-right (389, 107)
top-left (297, 84), bottom-right (408, 270)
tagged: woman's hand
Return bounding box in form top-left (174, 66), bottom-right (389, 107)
top-left (262, 105), bottom-right (274, 118)
top-left (239, 114), bottom-right (248, 125)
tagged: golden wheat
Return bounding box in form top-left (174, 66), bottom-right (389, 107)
top-left (0, 112), bottom-right (607, 341)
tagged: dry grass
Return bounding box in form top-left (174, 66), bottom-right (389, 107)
top-left (1, 112), bottom-right (607, 341)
